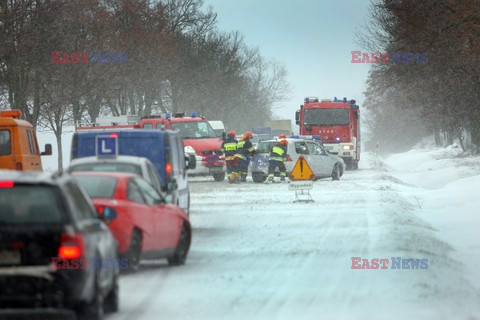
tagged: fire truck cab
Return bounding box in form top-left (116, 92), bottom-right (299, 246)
top-left (139, 112), bottom-right (226, 182)
top-left (296, 97), bottom-right (360, 170)
top-left (0, 109), bottom-right (52, 171)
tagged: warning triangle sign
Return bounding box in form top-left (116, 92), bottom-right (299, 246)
top-left (289, 155), bottom-right (316, 181)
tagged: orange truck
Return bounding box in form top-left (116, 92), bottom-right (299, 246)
top-left (0, 110), bottom-right (52, 171)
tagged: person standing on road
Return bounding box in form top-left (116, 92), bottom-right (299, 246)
top-left (234, 131), bottom-right (255, 182)
top-left (221, 130), bottom-right (238, 183)
top-left (267, 135), bottom-right (288, 183)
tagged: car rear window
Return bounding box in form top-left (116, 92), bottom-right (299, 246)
top-left (70, 162), bottom-right (142, 176)
top-left (256, 142), bottom-right (277, 153)
top-left (0, 130), bottom-right (11, 155)
top-left (0, 185), bottom-right (64, 224)
top-left (74, 175), bottom-right (118, 199)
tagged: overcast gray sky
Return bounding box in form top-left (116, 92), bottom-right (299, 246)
top-left (204, 0), bottom-right (372, 122)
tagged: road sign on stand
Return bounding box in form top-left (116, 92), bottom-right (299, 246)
top-left (288, 155), bottom-right (315, 203)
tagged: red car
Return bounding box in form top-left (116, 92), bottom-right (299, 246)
top-left (72, 172), bottom-right (191, 271)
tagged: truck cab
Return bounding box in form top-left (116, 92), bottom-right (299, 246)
top-left (296, 97), bottom-right (360, 170)
top-left (139, 113), bottom-right (226, 182)
top-left (0, 110), bottom-right (52, 171)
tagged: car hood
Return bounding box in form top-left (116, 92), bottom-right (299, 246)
top-left (184, 138), bottom-right (223, 153)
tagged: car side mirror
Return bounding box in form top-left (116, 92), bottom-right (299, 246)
top-left (295, 111), bottom-right (300, 125)
top-left (222, 131), bottom-right (226, 141)
top-left (186, 154), bottom-right (196, 170)
top-left (41, 144), bottom-right (52, 156)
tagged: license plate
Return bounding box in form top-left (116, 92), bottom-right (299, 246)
top-left (209, 167), bottom-right (223, 172)
top-left (0, 249), bottom-right (21, 265)
top-left (325, 146), bottom-right (333, 150)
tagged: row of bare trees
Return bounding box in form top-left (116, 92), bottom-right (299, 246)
top-left (359, 0), bottom-right (480, 154)
top-left (0, 0), bottom-right (290, 168)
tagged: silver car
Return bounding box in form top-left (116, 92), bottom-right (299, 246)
top-left (67, 155), bottom-right (164, 196)
top-left (251, 138), bottom-right (346, 183)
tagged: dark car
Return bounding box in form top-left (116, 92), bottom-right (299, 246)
top-left (0, 170), bottom-right (119, 320)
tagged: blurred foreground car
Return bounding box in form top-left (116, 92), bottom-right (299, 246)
top-left (73, 172), bottom-right (192, 270)
top-left (0, 171), bottom-right (119, 320)
top-left (251, 138), bottom-right (345, 182)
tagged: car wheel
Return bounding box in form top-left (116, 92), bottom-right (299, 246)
top-left (104, 273), bottom-right (119, 313)
top-left (168, 224), bottom-right (190, 266)
top-left (127, 230), bottom-right (142, 272)
top-left (252, 173), bottom-right (266, 183)
top-left (78, 271), bottom-right (104, 320)
top-left (213, 172), bottom-right (225, 182)
top-left (332, 164), bottom-right (341, 181)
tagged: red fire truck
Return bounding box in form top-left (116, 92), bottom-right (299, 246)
top-left (76, 112), bottom-right (226, 181)
top-left (295, 97), bottom-right (360, 170)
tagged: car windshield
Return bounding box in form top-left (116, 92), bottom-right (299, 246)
top-left (74, 175), bottom-right (118, 199)
top-left (304, 108), bottom-right (349, 126)
top-left (70, 162), bottom-right (142, 176)
top-left (256, 141), bottom-right (277, 153)
top-left (171, 121), bottom-right (217, 139)
top-left (0, 185), bottom-right (64, 224)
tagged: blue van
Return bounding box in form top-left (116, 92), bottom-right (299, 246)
top-left (70, 129), bottom-right (195, 214)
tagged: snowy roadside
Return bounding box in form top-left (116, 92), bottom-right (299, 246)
top-left (385, 145), bottom-right (480, 297)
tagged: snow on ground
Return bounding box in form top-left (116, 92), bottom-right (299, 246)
top-left (108, 147), bottom-right (480, 320)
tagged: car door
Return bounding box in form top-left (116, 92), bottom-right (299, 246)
top-left (305, 141), bottom-right (327, 176)
top-left (64, 181), bottom-right (116, 290)
top-left (134, 177), bottom-right (179, 250)
top-left (292, 141), bottom-right (315, 173)
top-left (125, 179), bottom-right (156, 251)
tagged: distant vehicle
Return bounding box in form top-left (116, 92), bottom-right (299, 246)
top-left (73, 172), bottom-right (191, 270)
top-left (0, 171), bottom-right (119, 320)
top-left (266, 119), bottom-right (293, 137)
top-left (140, 113), bottom-right (226, 182)
top-left (67, 155), bottom-right (165, 199)
top-left (296, 97), bottom-right (360, 169)
top-left (208, 120), bottom-right (226, 137)
top-left (0, 109), bottom-right (52, 171)
top-left (251, 138), bottom-right (345, 183)
top-left (70, 129), bottom-right (194, 214)
top-left (252, 127), bottom-right (273, 142)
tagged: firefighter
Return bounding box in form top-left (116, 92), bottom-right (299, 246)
top-left (221, 130), bottom-right (238, 183)
top-left (267, 135), bottom-right (288, 182)
top-left (234, 131), bottom-right (255, 182)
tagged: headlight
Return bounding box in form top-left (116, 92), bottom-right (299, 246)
top-left (342, 145), bottom-right (354, 150)
top-left (184, 146), bottom-right (196, 154)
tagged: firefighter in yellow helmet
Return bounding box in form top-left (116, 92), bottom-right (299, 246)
top-left (267, 135), bottom-right (288, 182)
top-left (221, 130), bottom-right (238, 183)
top-left (234, 131), bottom-right (255, 182)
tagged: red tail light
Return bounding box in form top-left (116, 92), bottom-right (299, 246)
top-left (15, 162), bottom-right (23, 170)
top-left (58, 233), bottom-right (85, 260)
top-left (285, 156), bottom-right (293, 162)
top-left (0, 180), bottom-right (14, 188)
top-left (166, 163), bottom-right (173, 174)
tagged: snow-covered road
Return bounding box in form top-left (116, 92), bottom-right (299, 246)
top-left (108, 150), bottom-right (480, 320)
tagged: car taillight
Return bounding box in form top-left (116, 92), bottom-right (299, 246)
top-left (15, 162), bottom-right (23, 170)
top-left (58, 233), bottom-right (85, 260)
top-left (286, 156), bottom-right (293, 162)
top-left (166, 163), bottom-right (173, 175)
top-left (0, 180), bottom-right (14, 188)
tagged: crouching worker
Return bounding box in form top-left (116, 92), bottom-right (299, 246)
top-left (267, 137), bottom-right (288, 182)
top-left (221, 131), bottom-right (238, 183)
